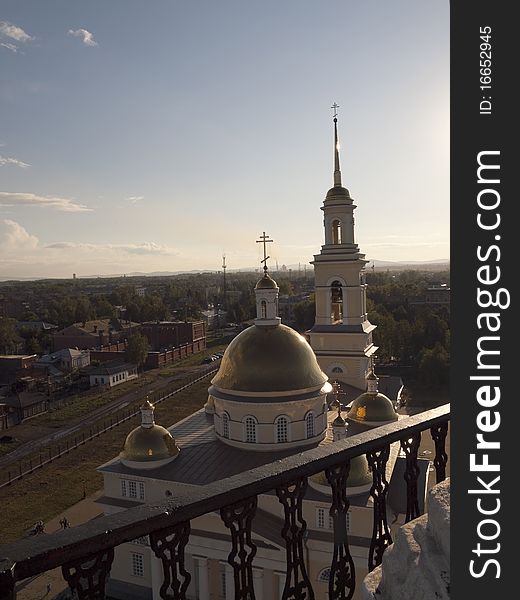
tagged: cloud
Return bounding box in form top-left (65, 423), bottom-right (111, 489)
top-left (68, 28), bottom-right (98, 47)
top-left (0, 155), bottom-right (30, 168)
top-left (45, 241), bottom-right (176, 255)
top-left (0, 21), bottom-right (32, 42)
top-left (0, 21), bottom-right (32, 53)
top-left (0, 219), bottom-right (39, 251)
top-left (0, 192), bottom-right (92, 212)
top-left (0, 42), bottom-right (18, 53)
top-left (127, 196), bottom-right (144, 204)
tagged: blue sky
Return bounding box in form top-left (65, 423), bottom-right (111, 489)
top-left (0, 1), bottom-right (449, 278)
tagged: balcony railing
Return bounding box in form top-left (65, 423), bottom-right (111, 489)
top-left (0, 403), bottom-right (450, 600)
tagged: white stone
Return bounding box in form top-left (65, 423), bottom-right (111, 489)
top-left (362, 479), bottom-right (450, 600)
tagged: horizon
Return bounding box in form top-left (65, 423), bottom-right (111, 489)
top-left (1, 1), bottom-right (449, 279)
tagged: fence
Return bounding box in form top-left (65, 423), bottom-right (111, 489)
top-left (0, 404), bottom-right (450, 600)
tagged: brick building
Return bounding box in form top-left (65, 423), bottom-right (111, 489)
top-left (52, 319), bottom-right (140, 351)
top-left (139, 321), bottom-right (206, 352)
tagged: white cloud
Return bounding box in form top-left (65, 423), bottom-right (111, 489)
top-left (0, 21), bottom-right (32, 53)
top-left (0, 155), bottom-right (30, 168)
top-left (0, 21), bottom-right (32, 42)
top-left (0, 192), bottom-right (92, 213)
top-left (0, 219), bottom-right (39, 251)
top-left (45, 241), bottom-right (176, 256)
top-left (68, 28), bottom-right (98, 47)
top-left (0, 42), bottom-right (18, 53)
top-left (127, 196), bottom-right (144, 204)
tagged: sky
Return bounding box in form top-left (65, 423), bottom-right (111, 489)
top-left (0, 1), bottom-right (449, 279)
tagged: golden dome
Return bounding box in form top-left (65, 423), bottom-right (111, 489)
top-left (120, 400), bottom-right (179, 467)
top-left (347, 391), bottom-right (398, 425)
top-left (121, 424), bottom-right (180, 463)
top-left (211, 324), bottom-right (328, 394)
top-left (255, 273), bottom-right (278, 289)
top-left (309, 455), bottom-right (372, 490)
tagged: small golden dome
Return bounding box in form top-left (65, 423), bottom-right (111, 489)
top-left (121, 425), bottom-right (180, 463)
top-left (120, 400), bottom-right (179, 467)
top-left (255, 273), bottom-right (278, 289)
top-left (309, 455), bottom-right (372, 490)
top-left (346, 391), bottom-right (398, 425)
top-left (211, 324), bottom-right (328, 394)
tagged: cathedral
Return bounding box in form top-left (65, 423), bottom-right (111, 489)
top-left (96, 114), bottom-right (423, 600)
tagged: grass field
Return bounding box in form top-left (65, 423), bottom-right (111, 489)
top-left (0, 377), bottom-right (211, 543)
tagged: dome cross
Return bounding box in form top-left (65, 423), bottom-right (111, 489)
top-left (256, 231), bottom-right (274, 274)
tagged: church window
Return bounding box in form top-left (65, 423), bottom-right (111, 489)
top-left (275, 416), bottom-right (289, 443)
top-left (244, 417), bottom-right (257, 443)
top-left (260, 300), bottom-right (267, 319)
top-left (222, 412), bottom-right (230, 438)
top-left (305, 412), bottom-right (315, 438)
top-left (316, 507), bottom-right (334, 529)
top-left (331, 281), bottom-right (343, 322)
top-left (131, 552), bottom-right (144, 577)
top-left (332, 219), bottom-right (342, 244)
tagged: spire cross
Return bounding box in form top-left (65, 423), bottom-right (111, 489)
top-left (256, 231), bottom-right (273, 273)
top-left (331, 102), bottom-right (340, 119)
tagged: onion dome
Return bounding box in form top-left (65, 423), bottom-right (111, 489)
top-left (120, 400), bottom-right (180, 469)
top-left (210, 324), bottom-right (328, 394)
top-left (309, 455), bottom-right (372, 494)
top-left (347, 369), bottom-right (398, 426)
top-left (255, 273), bottom-right (278, 289)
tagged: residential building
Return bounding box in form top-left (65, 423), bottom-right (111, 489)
top-left (89, 362), bottom-right (138, 388)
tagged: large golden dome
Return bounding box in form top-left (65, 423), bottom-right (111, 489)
top-left (211, 324), bottom-right (328, 394)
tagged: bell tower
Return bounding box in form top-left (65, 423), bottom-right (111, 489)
top-left (308, 105), bottom-right (378, 390)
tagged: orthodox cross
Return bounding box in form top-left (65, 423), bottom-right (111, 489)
top-left (331, 102), bottom-right (340, 119)
top-left (256, 231), bottom-right (273, 274)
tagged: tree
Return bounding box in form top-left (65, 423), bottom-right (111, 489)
top-left (0, 318), bottom-right (19, 354)
top-left (125, 332), bottom-right (149, 369)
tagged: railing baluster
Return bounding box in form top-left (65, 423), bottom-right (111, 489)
top-left (0, 558), bottom-right (16, 600)
top-left (430, 422), bottom-right (449, 483)
top-left (366, 445), bottom-right (392, 572)
top-left (276, 478), bottom-right (314, 600)
top-left (61, 547), bottom-right (114, 600)
top-left (149, 521), bottom-right (191, 600)
top-left (220, 496), bottom-right (258, 600)
top-left (401, 432), bottom-right (422, 522)
top-left (325, 462), bottom-right (355, 600)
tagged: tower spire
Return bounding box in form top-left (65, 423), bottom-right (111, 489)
top-left (331, 102), bottom-right (342, 187)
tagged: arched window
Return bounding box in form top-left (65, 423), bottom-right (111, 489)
top-left (222, 412), bottom-right (230, 438)
top-left (275, 416), bottom-right (289, 443)
top-left (305, 412), bottom-right (315, 439)
top-left (331, 281), bottom-right (343, 322)
top-left (260, 300), bottom-right (267, 319)
top-left (244, 417), bottom-right (257, 443)
top-left (332, 219), bottom-right (342, 244)
top-left (317, 568), bottom-right (330, 583)
top-left (331, 366), bottom-right (343, 374)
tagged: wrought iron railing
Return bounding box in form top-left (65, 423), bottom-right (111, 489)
top-left (0, 404), bottom-right (449, 600)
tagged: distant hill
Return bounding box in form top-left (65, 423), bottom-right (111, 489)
top-left (0, 259), bottom-right (449, 282)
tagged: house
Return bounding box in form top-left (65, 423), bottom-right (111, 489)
top-left (37, 348), bottom-right (90, 372)
top-left (89, 362), bottom-right (138, 388)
